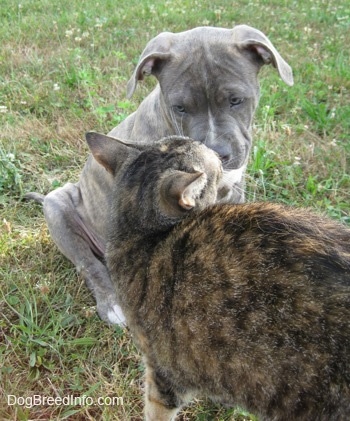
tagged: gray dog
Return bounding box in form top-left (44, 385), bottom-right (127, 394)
top-left (26, 25), bottom-right (293, 325)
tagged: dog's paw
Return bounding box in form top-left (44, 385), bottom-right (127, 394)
top-left (107, 304), bottom-right (126, 326)
top-left (96, 298), bottom-right (127, 326)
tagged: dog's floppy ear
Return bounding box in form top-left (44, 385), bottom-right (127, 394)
top-left (160, 170), bottom-right (207, 215)
top-left (232, 25), bottom-right (294, 86)
top-left (126, 32), bottom-right (174, 98)
top-left (85, 132), bottom-right (141, 176)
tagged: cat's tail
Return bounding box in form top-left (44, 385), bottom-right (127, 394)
top-left (24, 192), bottom-right (45, 204)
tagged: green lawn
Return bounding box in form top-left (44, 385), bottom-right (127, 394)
top-left (1, 0), bottom-right (349, 419)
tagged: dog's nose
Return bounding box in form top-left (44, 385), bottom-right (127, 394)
top-left (218, 152), bottom-right (244, 170)
top-left (216, 151), bottom-right (234, 168)
top-left (209, 142), bottom-right (247, 170)
top-left (219, 154), bottom-right (231, 164)
top-left (209, 144), bottom-right (232, 164)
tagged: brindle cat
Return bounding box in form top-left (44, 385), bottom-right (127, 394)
top-left (86, 132), bottom-right (350, 421)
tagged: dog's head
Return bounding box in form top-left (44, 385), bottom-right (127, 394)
top-left (126, 25), bottom-right (293, 202)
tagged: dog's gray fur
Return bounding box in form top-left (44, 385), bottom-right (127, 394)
top-left (26, 25), bottom-right (293, 324)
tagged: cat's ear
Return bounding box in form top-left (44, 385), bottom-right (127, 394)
top-left (161, 170), bottom-right (207, 212)
top-left (85, 132), bottom-right (141, 175)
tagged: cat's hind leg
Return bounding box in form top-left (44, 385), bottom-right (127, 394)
top-left (144, 363), bottom-right (189, 421)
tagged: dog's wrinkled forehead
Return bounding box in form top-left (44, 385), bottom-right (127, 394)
top-left (161, 31), bottom-right (257, 85)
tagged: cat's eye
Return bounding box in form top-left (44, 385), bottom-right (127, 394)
top-left (230, 97), bottom-right (244, 108)
top-left (173, 105), bottom-right (187, 114)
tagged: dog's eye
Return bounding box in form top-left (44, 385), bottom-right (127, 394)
top-left (173, 105), bottom-right (186, 114)
top-left (230, 97), bottom-right (244, 107)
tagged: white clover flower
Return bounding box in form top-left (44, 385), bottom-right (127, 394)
top-left (3, 218), bottom-right (12, 233)
top-left (282, 124), bottom-right (292, 136)
top-left (35, 281), bottom-right (51, 294)
top-left (83, 306), bottom-right (96, 318)
top-left (0, 105), bottom-right (8, 113)
top-left (53, 83), bottom-right (60, 91)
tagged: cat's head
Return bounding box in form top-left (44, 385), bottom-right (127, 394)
top-left (86, 132), bottom-right (225, 232)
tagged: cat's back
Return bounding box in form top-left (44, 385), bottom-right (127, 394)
top-left (145, 202), bottom-right (350, 420)
top-left (159, 202), bottom-right (350, 332)
top-left (169, 201), bottom-right (350, 282)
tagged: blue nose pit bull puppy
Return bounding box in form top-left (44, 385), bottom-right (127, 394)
top-left (26, 25), bottom-right (293, 324)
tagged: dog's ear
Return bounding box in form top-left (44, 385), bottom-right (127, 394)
top-left (85, 132), bottom-right (141, 176)
top-left (160, 170), bottom-right (208, 215)
top-left (232, 25), bottom-right (294, 86)
top-left (126, 32), bottom-right (174, 98)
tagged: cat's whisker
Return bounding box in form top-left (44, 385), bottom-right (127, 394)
top-left (179, 117), bottom-right (185, 137)
top-left (169, 109), bottom-right (184, 137)
top-left (169, 109), bottom-right (178, 135)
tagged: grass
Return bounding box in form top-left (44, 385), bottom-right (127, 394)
top-left (0, 0), bottom-right (349, 419)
